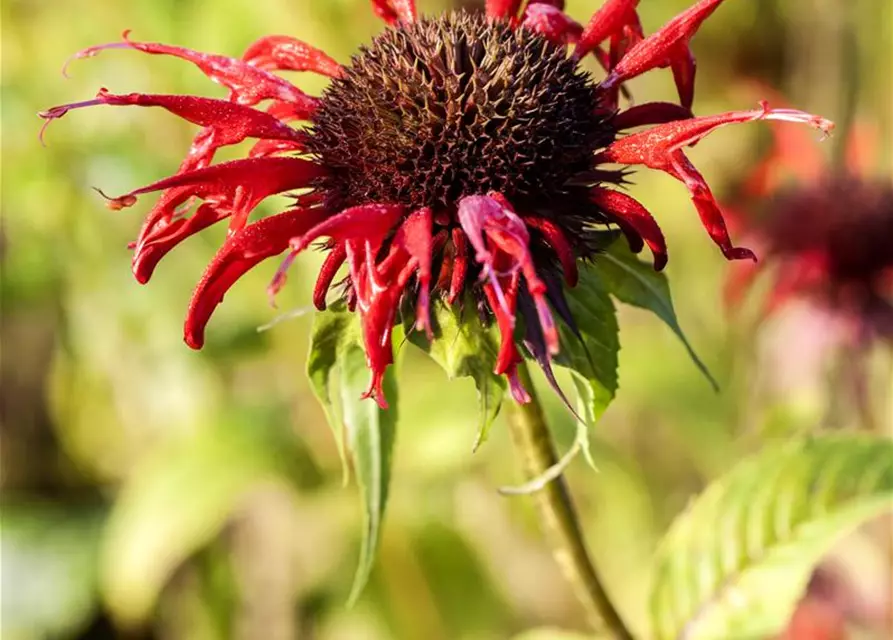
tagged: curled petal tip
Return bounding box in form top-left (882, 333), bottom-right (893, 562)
top-left (93, 187), bottom-right (137, 210)
top-left (508, 370), bottom-right (532, 404)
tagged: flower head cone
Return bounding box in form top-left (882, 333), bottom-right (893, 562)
top-left (41, 0), bottom-right (832, 408)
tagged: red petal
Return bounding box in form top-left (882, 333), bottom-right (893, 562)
top-left (370, 0), bottom-right (416, 24)
top-left (393, 208), bottom-right (434, 337)
top-left (289, 204), bottom-right (404, 255)
top-left (486, 0), bottom-right (523, 19)
top-left (39, 89), bottom-right (304, 151)
top-left (67, 32), bottom-right (319, 113)
top-left (457, 195), bottom-right (559, 355)
top-left (574, 0), bottom-right (641, 61)
top-left (241, 35), bottom-right (343, 78)
top-left (590, 187), bottom-right (668, 270)
top-left (524, 216), bottom-right (579, 286)
top-left (185, 207), bottom-right (329, 349)
top-left (521, 4), bottom-right (582, 45)
top-left (602, 0), bottom-right (727, 104)
top-left (448, 228), bottom-right (468, 305)
top-left (133, 202), bottom-right (228, 284)
top-left (596, 105), bottom-right (833, 260)
top-left (311, 243), bottom-right (348, 311)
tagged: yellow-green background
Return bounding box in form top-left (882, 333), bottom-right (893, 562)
top-left (2, 1), bottom-right (891, 638)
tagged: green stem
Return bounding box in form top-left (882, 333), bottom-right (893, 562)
top-left (505, 362), bottom-right (635, 640)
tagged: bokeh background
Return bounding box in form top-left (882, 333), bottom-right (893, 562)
top-left (2, 0), bottom-right (891, 638)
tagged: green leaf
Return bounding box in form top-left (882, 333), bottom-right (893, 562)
top-left (307, 304), bottom-right (357, 482)
top-left (339, 342), bottom-right (399, 606)
top-left (594, 242), bottom-right (718, 391)
top-left (649, 435), bottom-right (893, 640)
top-left (100, 418), bottom-right (316, 626)
top-left (407, 297), bottom-right (505, 451)
top-left (555, 268), bottom-right (619, 422)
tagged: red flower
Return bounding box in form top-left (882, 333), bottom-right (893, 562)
top-left (40, 0), bottom-right (831, 407)
top-left (725, 97), bottom-right (893, 343)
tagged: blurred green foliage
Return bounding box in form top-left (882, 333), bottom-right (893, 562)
top-left (2, 1), bottom-right (891, 639)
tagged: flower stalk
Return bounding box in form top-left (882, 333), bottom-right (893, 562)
top-left (505, 362), bottom-right (634, 640)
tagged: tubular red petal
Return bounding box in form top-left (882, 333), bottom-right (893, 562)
top-left (486, 0), bottom-right (523, 19)
top-left (370, 0), bottom-right (416, 24)
top-left (241, 35), bottom-right (344, 78)
top-left (597, 105), bottom-right (833, 167)
top-left (312, 243), bottom-right (348, 310)
top-left (121, 157), bottom-right (325, 242)
top-left (612, 102), bottom-right (694, 131)
top-left (457, 194), bottom-right (559, 355)
top-left (525, 217), bottom-right (578, 286)
top-left (590, 187), bottom-right (668, 270)
top-left (483, 276), bottom-right (522, 375)
top-left (44, 90), bottom-right (306, 149)
top-left (289, 204), bottom-right (404, 255)
top-left (670, 46), bottom-right (697, 110)
top-left (574, 0), bottom-right (641, 61)
top-left (370, 0), bottom-right (398, 24)
top-left (521, 4), bottom-right (583, 45)
top-left (132, 202), bottom-right (229, 284)
top-left (596, 105), bottom-right (833, 261)
top-left (602, 0), bottom-right (726, 95)
top-left (70, 32), bottom-right (319, 112)
top-left (448, 228), bottom-right (468, 305)
top-left (185, 207), bottom-right (329, 349)
top-left (394, 207), bottom-right (434, 336)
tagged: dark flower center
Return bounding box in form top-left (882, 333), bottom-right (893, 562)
top-left (764, 176), bottom-right (893, 285)
top-left (307, 12), bottom-right (614, 213)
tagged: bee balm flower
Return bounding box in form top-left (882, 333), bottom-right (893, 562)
top-left (40, 0), bottom-right (831, 407)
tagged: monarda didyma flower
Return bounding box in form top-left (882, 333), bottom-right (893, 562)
top-left (725, 107), bottom-right (893, 344)
top-left (40, 0), bottom-right (831, 407)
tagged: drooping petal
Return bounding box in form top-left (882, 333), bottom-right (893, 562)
top-left (448, 228), bottom-right (468, 305)
top-left (573, 0), bottom-right (641, 61)
top-left (590, 187), bottom-right (668, 270)
top-left (241, 35), bottom-right (343, 78)
top-left (65, 31), bottom-right (319, 113)
top-left (311, 243), bottom-right (348, 310)
top-left (393, 207), bottom-right (434, 336)
top-left (289, 203), bottom-right (404, 256)
top-left (132, 202), bottom-right (229, 284)
top-left (185, 207), bottom-right (329, 349)
top-left (524, 216), bottom-right (579, 286)
top-left (128, 156), bottom-right (325, 251)
top-left (600, 0), bottom-right (727, 108)
top-left (39, 89), bottom-right (305, 147)
top-left (596, 105), bottom-right (833, 260)
top-left (483, 276), bottom-right (531, 404)
top-left (521, 4), bottom-right (582, 45)
top-left (457, 194), bottom-right (559, 356)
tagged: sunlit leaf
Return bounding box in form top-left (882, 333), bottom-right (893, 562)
top-left (307, 303), bottom-right (358, 482)
top-left (594, 242), bottom-right (718, 391)
top-left (100, 417), bottom-right (317, 626)
top-left (649, 435), bottom-right (893, 640)
top-left (556, 268), bottom-right (619, 468)
top-left (407, 297), bottom-right (505, 451)
top-left (339, 342), bottom-right (399, 606)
